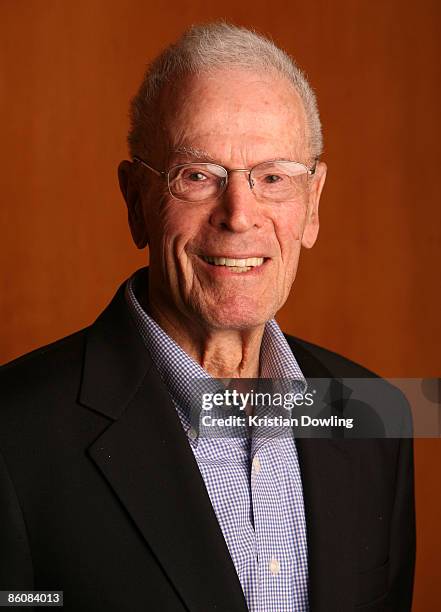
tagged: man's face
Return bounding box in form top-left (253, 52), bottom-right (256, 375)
top-left (125, 68), bottom-right (326, 331)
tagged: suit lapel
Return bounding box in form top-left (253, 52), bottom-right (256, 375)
top-left (288, 337), bottom-right (357, 612)
top-left (295, 438), bottom-right (356, 611)
top-left (80, 280), bottom-right (248, 612)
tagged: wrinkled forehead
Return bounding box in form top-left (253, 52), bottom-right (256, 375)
top-left (155, 67), bottom-right (310, 162)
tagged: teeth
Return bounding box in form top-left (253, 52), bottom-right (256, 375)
top-left (203, 256), bottom-right (264, 268)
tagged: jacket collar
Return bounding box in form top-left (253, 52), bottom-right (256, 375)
top-left (79, 278), bottom-right (151, 420)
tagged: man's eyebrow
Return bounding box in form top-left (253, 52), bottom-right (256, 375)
top-left (172, 146), bottom-right (219, 163)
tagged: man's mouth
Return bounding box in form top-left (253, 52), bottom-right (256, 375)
top-left (201, 256), bottom-right (265, 273)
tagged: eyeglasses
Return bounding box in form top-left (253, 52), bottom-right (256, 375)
top-left (133, 156), bottom-right (317, 203)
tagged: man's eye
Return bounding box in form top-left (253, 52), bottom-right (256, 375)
top-left (264, 174), bottom-right (283, 183)
top-left (187, 172), bottom-right (208, 182)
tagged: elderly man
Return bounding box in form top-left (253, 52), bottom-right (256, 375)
top-left (0, 23), bottom-right (415, 612)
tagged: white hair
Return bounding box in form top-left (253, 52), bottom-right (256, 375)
top-left (128, 22), bottom-right (323, 161)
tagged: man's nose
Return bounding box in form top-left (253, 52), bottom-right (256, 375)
top-left (209, 172), bottom-right (263, 233)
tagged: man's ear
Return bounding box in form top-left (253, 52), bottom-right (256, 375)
top-left (301, 160), bottom-right (327, 249)
top-left (118, 160), bottom-right (149, 249)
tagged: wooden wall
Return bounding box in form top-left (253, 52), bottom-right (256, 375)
top-left (1, 1), bottom-right (440, 608)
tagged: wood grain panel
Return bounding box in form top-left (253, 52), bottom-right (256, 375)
top-left (1, 1), bottom-right (440, 608)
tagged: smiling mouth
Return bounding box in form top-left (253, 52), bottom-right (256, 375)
top-left (201, 256), bottom-right (266, 273)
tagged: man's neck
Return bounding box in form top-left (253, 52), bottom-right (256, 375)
top-left (147, 296), bottom-right (264, 379)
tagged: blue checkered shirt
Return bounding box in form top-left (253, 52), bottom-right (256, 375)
top-left (125, 270), bottom-right (309, 612)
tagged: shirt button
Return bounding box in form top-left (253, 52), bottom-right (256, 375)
top-left (269, 557), bottom-right (281, 575)
top-left (188, 427), bottom-right (197, 441)
top-left (252, 456), bottom-right (261, 475)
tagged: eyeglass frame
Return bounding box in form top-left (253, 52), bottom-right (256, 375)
top-left (132, 155), bottom-right (318, 203)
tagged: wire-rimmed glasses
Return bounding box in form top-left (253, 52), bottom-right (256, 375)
top-left (133, 156), bottom-right (316, 203)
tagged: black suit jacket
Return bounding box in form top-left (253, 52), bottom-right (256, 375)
top-left (0, 277), bottom-right (415, 611)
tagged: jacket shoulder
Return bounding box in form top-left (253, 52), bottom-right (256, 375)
top-left (286, 334), bottom-right (412, 435)
top-left (0, 329), bottom-right (88, 406)
top-left (285, 334), bottom-right (379, 378)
